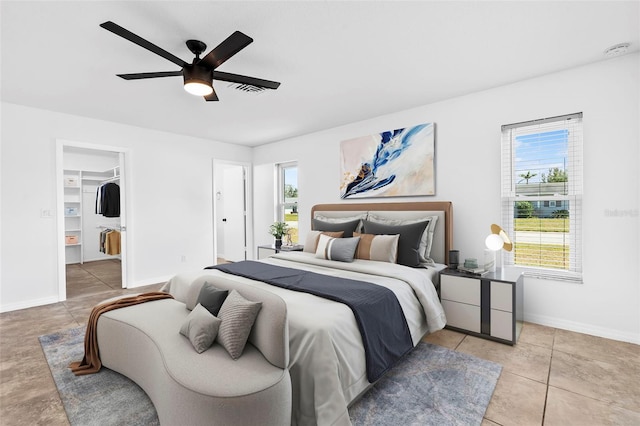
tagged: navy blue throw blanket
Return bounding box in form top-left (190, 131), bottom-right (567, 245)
top-left (206, 261), bottom-right (413, 382)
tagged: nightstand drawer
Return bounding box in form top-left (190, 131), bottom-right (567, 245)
top-left (491, 281), bottom-right (512, 312)
top-left (442, 300), bottom-right (481, 333)
top-left (490, 309), bottom-right (513, 340)
top-left (441, 274), bottom-right (480, 306)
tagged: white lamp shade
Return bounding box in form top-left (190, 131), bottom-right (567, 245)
top-left (485, 234), bottom-right (504, 251)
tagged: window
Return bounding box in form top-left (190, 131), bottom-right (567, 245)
top-left (277, 162), bottom-right (298, 243)
top-left (501, 113), bottom-right (583, 282)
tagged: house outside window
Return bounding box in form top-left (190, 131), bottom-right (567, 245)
top-left (277, 162), bottom-right (298, 244)
top-left (501, 113), bottom-right (583, 282)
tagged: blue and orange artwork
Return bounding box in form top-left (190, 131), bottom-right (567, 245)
top-left (340, 123), bottom-right (435, 198)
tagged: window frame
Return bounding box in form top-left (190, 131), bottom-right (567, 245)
top-left (276, 161), bottom-right (298, 243)
top-left (501, 113), bottom-right (583, 283)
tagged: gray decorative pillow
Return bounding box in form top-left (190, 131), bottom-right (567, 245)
top-left (367, 214), bottom-right (438, 263)
top-left (312, 218), bottom-right (361, 238)
top-left (179, 304), bottom-right (222, 354)
top-left (362, 219), bottom-right (430, 267)
top-left (217, 290), bottom-right (262, 360)
top-left (315, 234), bottom-right (360, 262)
top-left (197, 282), bottom-right (229, 316)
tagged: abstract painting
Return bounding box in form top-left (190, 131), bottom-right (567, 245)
top-left (340, 123), bottom-right (435, 199)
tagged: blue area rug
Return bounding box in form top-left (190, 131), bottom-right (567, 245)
top-left (349, 341), bottom-right (502, 425)
top-left (39, 326), bottom-right (159, 426)
top-left (40, 327), bottom-right (501, 426)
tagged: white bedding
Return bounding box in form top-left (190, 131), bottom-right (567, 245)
top-left (164, 252), bottom-right (446, 426)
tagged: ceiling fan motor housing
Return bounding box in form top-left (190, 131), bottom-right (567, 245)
top-left (183, 64), bottom-right (213, 86)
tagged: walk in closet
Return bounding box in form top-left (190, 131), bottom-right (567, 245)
top-left (63, 167), bottom-right (122, 264)
top-left (62, 146), bottom-right (123, 265)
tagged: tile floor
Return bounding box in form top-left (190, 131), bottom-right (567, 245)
top-left (1, 259), bottom-right (639, 425)
top-left (423, 326), bottom-right (640, 425)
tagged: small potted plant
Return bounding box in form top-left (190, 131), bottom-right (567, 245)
top-left (269, 222), bottom-right (289, 248)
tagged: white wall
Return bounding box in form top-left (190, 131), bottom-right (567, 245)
top-left (253, 53), bottom-right (640, 344)
top-left (0, 102), bottom-right (252, 311)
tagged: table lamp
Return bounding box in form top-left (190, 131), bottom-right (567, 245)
top-left (484, 224), bottom-right (513, 272)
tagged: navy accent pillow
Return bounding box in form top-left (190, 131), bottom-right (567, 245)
top-left (362, 220), bottom-right (430, 267)
top-left (197, 282), bottom-right (229, 316)
top-left (312, 218), bottom-right (361, 238)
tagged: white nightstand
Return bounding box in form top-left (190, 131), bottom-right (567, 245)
top-left (440, 268), bottom-right (523, 345)
top-left (257, 244), bottom-right (304, 260)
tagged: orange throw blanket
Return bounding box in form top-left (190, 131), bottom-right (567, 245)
top-left (69, 291), bottom-right (174, 376)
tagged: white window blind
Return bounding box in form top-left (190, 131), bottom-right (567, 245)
top-left (501, 113), bottom-right (583, 282)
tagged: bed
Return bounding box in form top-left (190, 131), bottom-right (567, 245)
top-left (164, 201), bottom-right (452, 426)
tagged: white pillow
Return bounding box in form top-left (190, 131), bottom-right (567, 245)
top-left (314, 214), bottom-right (367, 233)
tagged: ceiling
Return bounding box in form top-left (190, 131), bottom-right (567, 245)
top-left (1, 1), bottom-right (638, 147)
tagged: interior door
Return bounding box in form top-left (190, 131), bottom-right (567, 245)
top-left (118, 152), bottom-right (128, 288)
top-left (222, 165), bottom-right (246, 262)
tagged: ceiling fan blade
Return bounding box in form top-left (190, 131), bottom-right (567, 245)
top-left (198, 31), bottom-right (253, 70)
top-left (100, 21), bottom-right (187, 68)
top-left (204, 87), bottom-right (219, 102)
top-left (117, 71), bottom-right (183, 80)
top-left (213, 71), bottom-right (280, 90)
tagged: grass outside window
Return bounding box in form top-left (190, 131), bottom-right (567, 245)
top-left (514, 217), bottom-right (570, 269)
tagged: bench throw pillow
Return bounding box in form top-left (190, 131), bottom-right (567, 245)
top-left (216, 290), bottom-right (262, 360)
top-left (196, 282), bottom-right (229, 316)
top-left (180, 303), bottom-right (222, 354)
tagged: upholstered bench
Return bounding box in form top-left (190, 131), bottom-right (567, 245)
top-left (96, 276), bottom-right (291, 426)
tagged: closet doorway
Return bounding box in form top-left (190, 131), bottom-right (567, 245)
top-left (56, 140), bottom-right (130, 301)
top-left (213, 160), bottom-right (252, 264)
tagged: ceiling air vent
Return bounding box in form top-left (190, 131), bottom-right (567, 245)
top-left (227, 83), bottom-right (268, 94)
top-left (604, 43), bottom-right (630, 57)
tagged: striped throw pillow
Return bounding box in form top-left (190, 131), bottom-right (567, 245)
top-left (353, 232), bottom-right (400, 263)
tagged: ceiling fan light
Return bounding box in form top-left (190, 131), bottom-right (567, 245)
top-left (184, 81), bottom-right (213, 96)
top-left (183, 65), bottom-right (213, 96)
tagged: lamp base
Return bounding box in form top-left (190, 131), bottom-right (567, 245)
top-left (484, 249), bottom-right (496, 272)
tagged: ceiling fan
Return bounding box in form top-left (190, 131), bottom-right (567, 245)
top-left (100, 21), bottom-right (280, 101)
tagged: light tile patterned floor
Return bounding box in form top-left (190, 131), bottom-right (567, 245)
top-left (1, 260), bottom-right (639, 425)
top-left (424, 324), bottom-right (640, 425)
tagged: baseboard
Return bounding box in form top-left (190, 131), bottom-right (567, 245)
top-left (524, 312), bottom-right (640, 345)
top-left (0, 296), bottom-right (60, 313)
top-left (83, 256), bottom-right (121, 263)
top-left (128, 275), bottom-right (173, 289)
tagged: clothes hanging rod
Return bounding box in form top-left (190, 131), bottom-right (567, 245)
top-left (101, 175), bottom-right (120, 183)
top-left (97, 224), bottom-right (122, 230)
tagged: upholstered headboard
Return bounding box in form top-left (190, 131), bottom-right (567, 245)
top-left (311, 201), bottom-right (453, 265)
